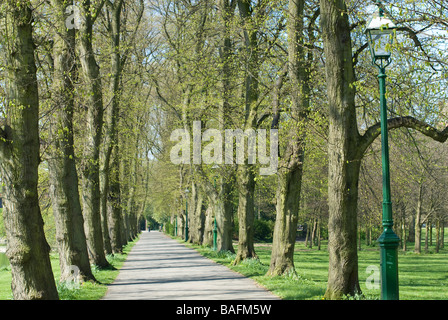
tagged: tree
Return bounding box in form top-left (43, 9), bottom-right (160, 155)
top-left (0, 0), bottom-right (59, 299)
top-left (320, 0), bottom-right (448, 299)
top-left (229, 0), bottom-right (261, 263)
top-left (77, 0), bottom-right (111, 268)
top-left (267, 0), bottom-right (315, 276)
top-left (48, 0), bottom-right (96, 283)
top-left (100, 0), bottom-right (145, 253)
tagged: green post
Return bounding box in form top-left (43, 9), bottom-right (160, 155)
top-left (213, 217), bottom-right (218, 251)
top-left (175, 216), bottom-right (178, 237)
top-left (185, 200), bottom-right (189, 242)
top-left (213, 176), bottom-right (218, 251)
top-left (377, 66), bottom-right (400, 300)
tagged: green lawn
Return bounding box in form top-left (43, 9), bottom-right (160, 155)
top-left (0, 236), bottom-right (138, 300)
top-left (186, 238), bottom-right (448, 300)
top-left (1, 231), bottom-right (447, 300)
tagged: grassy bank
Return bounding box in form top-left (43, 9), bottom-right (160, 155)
top-left (184, 239), bottom-right (448, 300)
top-left (0, 236), bottom-right (139, 300)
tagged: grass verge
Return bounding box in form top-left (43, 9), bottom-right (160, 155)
top-left (182, 239), bottom-right (448, 300)
top-left (0, 235), bottom-right (139, 300)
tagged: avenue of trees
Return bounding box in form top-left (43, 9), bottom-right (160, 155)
top-left (0, 0), bottom-right (447, 300)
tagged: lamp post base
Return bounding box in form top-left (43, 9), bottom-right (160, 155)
top-left (378, 228), bottom-right (400, 300)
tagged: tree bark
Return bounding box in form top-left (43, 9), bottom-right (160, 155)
top-left (435, 219), bottom-right (440, 253)
top-left (0, 0), bottom-right (59, 299)
top-left (441, 221), bottom-right (445, 249)
top-left (216, 0), bottom-right (237, 253)
top-left (107, 144), bottom-right (124, 253)
top-left (120, 150), bottom-right (132, 243)
top-left (100, 0), bottom-right (133, 255)
top-left (214, 191), bottom-right (235, 253)
top-left (203, 205), bottom-right (214, 246)
top-left (267, 0), bottom-right (311, 276)
top-left (408, 215), bottom-right (415, 242)
top-left (414, 183), bottom-right (423, 253)
top-left (317, 219), bottom-right (321, 250)
top-left (233, 0), bottom-right (260, 263)
top-left (190, 182), bottom-right (205, 245)
top-left (126, 127), bottom-right (141, 240)
top-left (402, 217), bottom-right (407, 251)
top-left (320, 0), bottom-right (361, 299)
top-left (267, 163), bottom-right (303, 275)
top-left (78, 0), bottom-right (111, 268)
top-left (440, 219), bottom-right (445, 249)
top-left (48, 0), bottom-right (96, 283)
top-left (234, 165), bottom-right (257, 264)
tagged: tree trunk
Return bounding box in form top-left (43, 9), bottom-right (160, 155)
top-left (215, 0), bottom-right (236, 253)
top-left (120, 152), bottom-right (131, 244)
top-left (233, 0), bottom-right (260, 264)
top-left (189, 182), bottom-right (205, 245)
top-left (234, 165), bottom-right (257, 264)
top-left (178, 210), bottom-right (185, 240)
top-left (100, 0), bottom-right (126, 256)
top-left (0, 0), bottom-right (59, 299)
top-left (308, 218), bottom-right (313, 249)
top-left (267, 0), bottom-right (309, 276)
top-left (320, 0), bottom-right (361, 299)
top-left (441, 221), bottom-right (445, 249)
top-left (358, 228), bottom-right (362, 251)
top-left (312, 217), bottom-right (318, 246)
top-left (414, 183), bottom-right (423, 253)
top-left (48, 0), bottom-right (95, 283)
top-left (195, 196), bottom-right (205, 245)
top-left (325, 159), bottom-right (362, 299)
top-left (78, 1), bottom-right (110, 268)
top-left (203, 205), bottom-right (214, 247)
top-left (305, 220), bottom-right (310, 247)
top-left (214, 187), bottom-right (235, 253)
top-left (435, 219), bottom-right (440, 253)
top-left (317, 220), bottom-right (321, 251)
top-left (430, 220), bottom-right (433, 247)
top-left (365, 224), bottom-right (370, 246)
top-left (402, 217), bottom-right (407, 251)
top-left (266, 163), bottom-right (303, 275)
top-left (107, 144), bottom-right (124, 253)
top-left (127, 130), bottom-right (141, 240)
top-left (408, 215), bottom-right (415, 242)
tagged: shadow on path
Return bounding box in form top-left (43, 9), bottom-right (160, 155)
top-left (103, 231), bottom-right (280, 300)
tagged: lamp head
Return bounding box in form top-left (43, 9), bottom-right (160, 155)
top-left (365, 7), bottom-right (397, 67)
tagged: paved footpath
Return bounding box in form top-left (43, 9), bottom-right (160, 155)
top-left (102, 231), bottom-right (280, 300)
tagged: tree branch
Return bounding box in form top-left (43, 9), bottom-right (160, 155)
top-left (358, 116), bottom-right (448, 156)
top-left (91, 0), bottom-right (107, 25)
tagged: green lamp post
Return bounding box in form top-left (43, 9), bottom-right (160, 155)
top-left (213, 176), bottom-right (218, 251)
top-left (185, 188), bottom-right (189, 242)
top-left (175, 216), bottom-right (178, 237)
top-left (212, 164), bottom-right (219, 251)
top-left (365, 3), bottom-right (400, 300)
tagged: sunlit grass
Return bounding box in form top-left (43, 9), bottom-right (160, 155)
top-left (184, 235), bottom-right (448, 300)
top-left (0, 236), bottom-right (139, 300)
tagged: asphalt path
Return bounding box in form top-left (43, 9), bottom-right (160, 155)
top-left (102, 230), bottom-right (280, 300)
